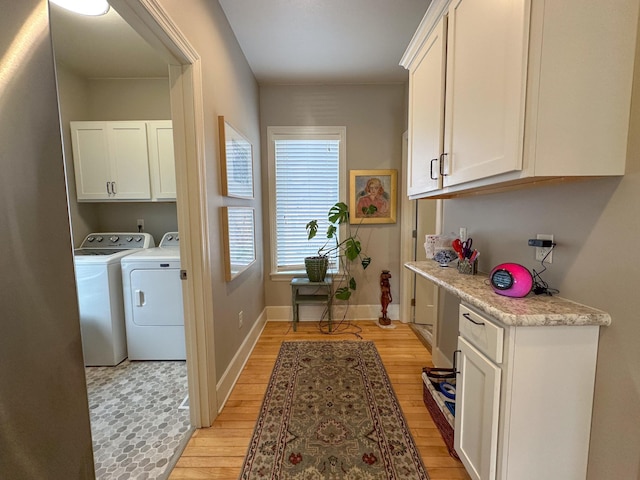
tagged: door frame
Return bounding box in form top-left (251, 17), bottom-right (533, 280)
top-left (400, 131), bottom-right (444, 350)
top-left (399, 132), bottom-right (414, 323)
top-left (109, 0), bottom-right (217, 427)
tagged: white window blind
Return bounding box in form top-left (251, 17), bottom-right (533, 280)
top-left (226, 208), bottom-right (255, 268)
top-left (273, 137), bottom-right (341, 272)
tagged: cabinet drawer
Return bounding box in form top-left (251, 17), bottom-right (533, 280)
top-left (459, 304), bottom-right (504, 364)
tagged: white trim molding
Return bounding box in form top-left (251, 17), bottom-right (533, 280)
top-left (266, 304), bottom-right (401, 323)
top-left (216, 309), bottom-right (268, 412)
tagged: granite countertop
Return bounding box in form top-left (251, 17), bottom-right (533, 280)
top-left (405, 261), bottom-right (611, 327)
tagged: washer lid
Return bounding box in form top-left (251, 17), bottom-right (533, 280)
top-left (120, 246), bottom-right (181, 263)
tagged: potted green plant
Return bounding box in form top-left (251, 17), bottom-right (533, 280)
top-left (305, 202), bottom-right (375, 300)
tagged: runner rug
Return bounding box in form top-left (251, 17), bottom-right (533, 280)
top-left (239, 341), bottom-right (429, 479)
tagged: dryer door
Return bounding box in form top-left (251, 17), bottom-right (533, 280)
top-left (130, 268), bottom-right (184, 326)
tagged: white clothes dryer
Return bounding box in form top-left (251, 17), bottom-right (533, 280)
top-left (74, 233), bottom-right (155, 366)
top-left (121, 232), bottom-right (185, 360)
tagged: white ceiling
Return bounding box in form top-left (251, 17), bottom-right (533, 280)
top-left (49, 0), bottom-right (432, 84)
top-left (49, 2), bottom-right (169, 78)
top-left (218, 0), bottom-right (431, 84)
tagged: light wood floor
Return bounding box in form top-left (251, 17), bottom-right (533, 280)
top-left (169, 320), bottom-right (470, 480)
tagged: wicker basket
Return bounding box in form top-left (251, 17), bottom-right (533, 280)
top-left (304, 256), bottom-right (328, 282)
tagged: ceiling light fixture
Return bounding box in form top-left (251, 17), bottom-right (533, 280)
top-left (50, 0), bottom-right (110, 16)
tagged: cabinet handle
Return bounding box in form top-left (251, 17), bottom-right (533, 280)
top-left (106, 181), bottom-right (111, 195)
top-left (430, 158), bottom-right (438, 180)
top-left (463, 312), bottom-right (485, 325)
top-left (439, 152), bottom-right (448, 177)
top-left (111, 181), bottom-right (117, 194)
top-left (453, 349), bottom-right (461, 374)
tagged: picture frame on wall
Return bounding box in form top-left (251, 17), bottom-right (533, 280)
top-left (221, 206), bottom-right (256, 281)
top-left (218, 116), bottom-right (254, 198)
top-left (349, 169), bottom-right (397, 224)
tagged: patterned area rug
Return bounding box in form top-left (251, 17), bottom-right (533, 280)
top-left (240, 341), bottom-right (429, 479)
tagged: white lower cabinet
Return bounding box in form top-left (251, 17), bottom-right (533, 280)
top-left (455, 304), bottom-right (600, 480)
top-left (455, 336), bottom-right (501, 480)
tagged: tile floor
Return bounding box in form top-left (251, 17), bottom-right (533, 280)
top-left (85, 360), bottom-right (192, 480)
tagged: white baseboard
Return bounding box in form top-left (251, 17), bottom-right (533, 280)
top-left (216, 308), bottom-right (267, 412)
top-left (266, 303), bottom-right (400, 322)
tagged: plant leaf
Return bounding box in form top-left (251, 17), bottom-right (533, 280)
top-left (349, 277), bottom-right (357, 291)
top-left (344, 238), bottom-right (361, 261)
top-left (361, 257), bottom-right (371, 269)
top-left (362, 204), bottom-right (377, 216)
top-left (326, 224), bottom-right (337, 239)
top-left (335, 287), bottom-right (352, 301)
top-left (306, 220), bottom-right (318, 240)
top-left (328, 202), bottom-right (349, 225)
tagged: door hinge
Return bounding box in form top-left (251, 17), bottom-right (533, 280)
top-left (412, 230), bottom-right (417, 239)
top-left (411, 298), bottom-right (416, 306)
top-left (180, 269), bottom-right (188, 280)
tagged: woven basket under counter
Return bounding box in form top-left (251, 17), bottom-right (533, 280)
top-left (421, 371), bottom-right (459, 459)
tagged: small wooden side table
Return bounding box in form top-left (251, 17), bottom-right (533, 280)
top-left (290, 277), bottom-right (333, 332)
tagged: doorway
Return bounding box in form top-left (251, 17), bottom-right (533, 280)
top-left (412, 199), bottom-right (439, 347)
top-left (399, 132), bottom-right (439, 351)
top-left (50, 1), bottom-right (214, 477)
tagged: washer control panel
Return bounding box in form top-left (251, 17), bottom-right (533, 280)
top-left (80, 232), bottom-right (155, 249)
top-left (159, 232), bottom-right (180, 248)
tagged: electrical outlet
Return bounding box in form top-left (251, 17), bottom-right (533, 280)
top-left (459, 227), bottom-right (467, 241)
top-left (238, 310), bottom-right (243, 328)
top-left (136, 218), bottom-right (144, 232)
top-left (535, 234), bottom-right (554, 263)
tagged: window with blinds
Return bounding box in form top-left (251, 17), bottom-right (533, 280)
top-left (268, 127), bottom-right (346, 275)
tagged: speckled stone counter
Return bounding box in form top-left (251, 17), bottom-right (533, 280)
top-left (405, 261), bottom-right (611, 327)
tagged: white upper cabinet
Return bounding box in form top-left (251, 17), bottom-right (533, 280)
top-left (146, 121), bottom-right (177, 200)
top-left (71, 120), bottom-right (176, 202)
top-left (406, 16), bottom-right (447, 196)
top-left (402, 0), bottom-right (638, 199)
top-left (442, 0), bottom-right (528, 188)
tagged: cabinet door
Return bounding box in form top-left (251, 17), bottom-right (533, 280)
top-left (443, 0), bottom-right (529, 187)
top-left (146, 120), bottom-right (176, 200)
top-left (455, 336), bottom-right (501, 480)
top-left (107, 122), bottom-right (151, 200)
top-left (70, 122), bottom-right (111, 200)
top-left (407, 17), bottom-right (447, 197)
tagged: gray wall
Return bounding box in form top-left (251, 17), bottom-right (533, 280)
top-left (260, 84), bottom-right (406, 311)
top-left (55, 67), bottom-right (177, 245)
top-left (437, 34), bottom-right (640, 479)
top-left (157, 0), bottom-right (263, 380)
top-left (0, 1), bottom-right (94, 478)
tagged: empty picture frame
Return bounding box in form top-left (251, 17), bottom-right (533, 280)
top-left (218, 116), bottom-right (254, 198)
top-left (221, 206), bottom-right (256, 281)
top-left (350, 169), bottom-right (397, 224)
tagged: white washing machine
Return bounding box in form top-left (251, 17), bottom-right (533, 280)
top-left (121, 232), bottom-right (186, 360)
top-left (74, 232), bottom-right (155, 366)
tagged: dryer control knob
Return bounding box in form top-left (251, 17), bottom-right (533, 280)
top-left (126, 237), bottom-right (133, 242)
top-left (96, 237), bottom-right (103, 242)
top-left (109, 236), bottom-right (119, 243)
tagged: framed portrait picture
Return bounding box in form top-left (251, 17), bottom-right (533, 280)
top-left (218, 116), bottom-right (254, 198)
top-left (349, 169), bottom-right (397, 224)
top-left (221, 206), bottom-right (256, 281)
